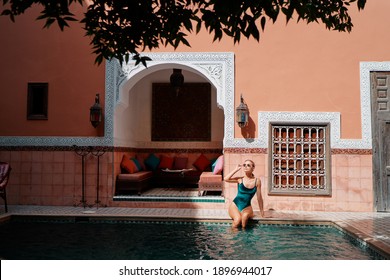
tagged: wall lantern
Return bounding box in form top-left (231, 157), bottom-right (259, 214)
top-left (170, 68), bottom-right (184, 93)
top-left (236, 94), bottom-right (249, 128)
top-left (90, 93), bottom-right (102, 128)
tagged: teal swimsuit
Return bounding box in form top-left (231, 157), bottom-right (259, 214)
top-left (233, 179), bottom-right (257, 212)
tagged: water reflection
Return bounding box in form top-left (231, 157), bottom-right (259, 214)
top-left (0, 220), bottom-right (378, 260)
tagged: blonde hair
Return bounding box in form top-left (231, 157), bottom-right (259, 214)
top-left (244, 159), bottom-right (255, 167)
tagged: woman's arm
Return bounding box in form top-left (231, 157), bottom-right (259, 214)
top-left (224, 164), bottom-right (242, 183)
top-left (256, 179), bottom-right (265, 217)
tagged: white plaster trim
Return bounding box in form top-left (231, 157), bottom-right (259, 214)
top-left (359, 61), bottom-right (390, 148)
top-left (112, 52), bottom-right (235, 147)
top-left (258, 112), bottom-right (341, 148)
top-left (225, 62), bottom-right (382, 150)
top-left (258, 111), bottom-right (373, 149)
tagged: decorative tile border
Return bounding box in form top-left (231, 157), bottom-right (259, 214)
top-left (331, 149), bottom-right (372, 155)
top-left (113, 195), bottom-right (225, 203)
top-left (0, 145), bottom-right (114, 152)
top-left (223, 147), bottom-right (372, 155)
top-left (0, 136), bottom-right (112, 147)
top-left (223, 147), bottom-right (268, 154)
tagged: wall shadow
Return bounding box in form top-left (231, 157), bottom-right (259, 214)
top-left (240, 116), bottom-right (256, 141)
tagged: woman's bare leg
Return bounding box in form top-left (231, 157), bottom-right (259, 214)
top-left (241, 206), bottom-right (254, 228)
top-left (228, 203), bottom-right (242, 228)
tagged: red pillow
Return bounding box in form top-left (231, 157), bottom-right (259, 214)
top-left (120, 155), bottom-right (138, 174)
top-left (159, 155), bottom-right (174, 169)
top-left (193, 154), bottom-right (211, 172)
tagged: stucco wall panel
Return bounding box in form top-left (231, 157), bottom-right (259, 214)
top-left (0, 6), bottom-right (105, 137)
top-left (223, 151), bottom-right (373, 212)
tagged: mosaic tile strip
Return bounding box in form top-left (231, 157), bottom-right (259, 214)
top-left (0, 136), bottom-right (112, 147)
top-left (113, 195), bottom-right (225, 203)
top-left (331, 149), bottom-right (372, 155)
top-left (0, 145), bottom-right (371, 155)
top-left (223, 147), bottom-right (372, 155)
top-left (0, 146), bottom-right (114, 152)
top-left (223, 148), bottom-right (268, 154)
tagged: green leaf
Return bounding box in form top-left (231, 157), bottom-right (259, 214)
top-left (260, 16), bottom-right (266, 31)
top-left (95, 54), bottom-right (104, 65)
top-left (43, 18), bottom-right (56, 29)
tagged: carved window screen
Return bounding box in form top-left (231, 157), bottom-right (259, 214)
top-left (269, 124), bottom-right (331, 196)
top-left (152, 83), bottom-right (211, 141)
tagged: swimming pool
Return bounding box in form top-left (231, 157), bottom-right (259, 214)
top-left (0, 217), bottom-right (383, 260)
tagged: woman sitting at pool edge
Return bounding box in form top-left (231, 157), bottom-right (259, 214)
top-left (224, 160), bottom-right (264, 228)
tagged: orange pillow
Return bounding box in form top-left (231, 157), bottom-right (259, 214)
top-left (120, 155), bottom-right (138, 174)
top-left (159, 155), bottom-right (174, 169)
top-left (193, 154), bottom-right (211, 172)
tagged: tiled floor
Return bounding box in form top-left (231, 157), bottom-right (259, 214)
top-left (1, 205), bottom-right (390, 259)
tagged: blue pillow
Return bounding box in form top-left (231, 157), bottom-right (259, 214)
top-left (131, 158), bottom-right (143, 171)
top-left (144, 153), bottom-right (160, 171)
top-left (210, 158), bottom-right (218, 172)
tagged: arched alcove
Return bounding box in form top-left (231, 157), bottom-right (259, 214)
top-left (115, 67), bottom-right (224, 149)
top-left (109, 52), bottom-right (235, 149)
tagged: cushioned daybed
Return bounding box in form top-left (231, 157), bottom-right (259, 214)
top-left (115, 171), bottom-right (153, 195)
top-left (115, 153), bottom-right (223, 196)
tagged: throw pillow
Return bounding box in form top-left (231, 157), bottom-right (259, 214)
top-left (193, 154), bottom-right (211, 172)
top-left (120, 155), bottom-right (138, 174)
top-left (159, 155), bottom-right (174, 169)
top-left (210, 158), bottom-right (218, 172)
top-left (173, 157), bottom-right (188, 170)
top-left (144, 153), bottom-right (160, 171)
top-left (131, 157), bottom-right (143, 171)
top-left (212, 155), bottom-right (224, 175)
top-left (135, 155), bottom-right (147, 170)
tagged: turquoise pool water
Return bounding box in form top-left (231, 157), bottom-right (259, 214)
top-left (0, 219), bottom-right (381, 260)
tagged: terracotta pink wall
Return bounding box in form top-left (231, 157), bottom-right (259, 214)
top-left (223, 152), bottom-right (373, 212)
top-left (161, 1), bottom-right (390, 140)
top-left (2, 2), bottom-right (389, 138)
top-left (1, 2), bottom-right (389, 138)
top-left (0, 6), bottom-right (105, 136)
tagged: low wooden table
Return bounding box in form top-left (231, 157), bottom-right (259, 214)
top-left (198, 172), bottom-right (223, 196)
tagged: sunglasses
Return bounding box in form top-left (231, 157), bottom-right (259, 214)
top-left (243, 163), bottom-right (253, 167)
